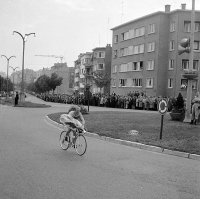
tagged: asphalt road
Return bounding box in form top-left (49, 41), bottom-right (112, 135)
top-left (0, 96), bottom-right (200, 199)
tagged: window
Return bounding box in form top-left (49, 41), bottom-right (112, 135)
top-left (128, 46), bottom-right (134, 55)
top-left (129, 29), bottom-right (135, 38)
top-left (193, 60), bottom-right (199, 70)
top-left (120, 47), bottom-right (129, 56)
top-left (182, 59), bottom-right (198, 70)
top-left (146, 78), bottom-right (153, 88)
top-left (112, 65), bottom-right (117, 73)
top-left (132, 78), bottom-right (142, 87)
top-left (170, 21), bottom-right (175, 32)
top-left (112, 78), bottom-right (116, 87)
top-left (194, 41), bottom-right (200, 50)
top-left (182, 59), bottom-right (189, 70)
top-left (134, 44), bottom-right (144, 54)
top-left (97, 51), bottom-right (105, 58)
top-left (132, 62), bottom-right (143, 71)
top-left (119, 79), bottom-right (127, 87)
top-left (192, 80), bottom-right (197, 89)
top-left (168, 78), bottom-right (173, 88)
top-left (180, 79), bottom-right (197, 90)
top-left (184, 21), bottom-right (191, 32)
top-left (119, 64), bottom-right (127, 72)
top-left (147, 42), bottom-right (155, 52)
top-left (147, 60), bottom-right (154, 70)
top-left (97, 63), bottom-right (104, 70)
top-left (114, 35), bottom-right (118, 43)
top-left (121, 31), bottom-right (129, 41)
top-left (113, 50), bottom-right (118, 58)
top-left (195, 22), bottom-right (200, 32)
top-left (139, 44), bottom-right (144, 53)
top-left (135, 27), bottom-right (145, 37)
top-left (181, 79), bottom-right (187, 89)
top-left (169, 59), bottom-right (174, 70)
top-left (127, 62), bottom-right (132, 71)
top-left (184, 21), bottom-right (200, 32)
top-left (169, 40), bottom-right (175, 51)
top-left (148, 23), bottom-right (155, 34)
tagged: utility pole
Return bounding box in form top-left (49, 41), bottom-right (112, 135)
top-left (183, 0), bottom-right (196, 122)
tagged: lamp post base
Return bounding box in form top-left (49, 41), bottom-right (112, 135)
top-left (183, 113), bottom-right (191, 123)
top-left (20, 92), bottom-right (26, 103)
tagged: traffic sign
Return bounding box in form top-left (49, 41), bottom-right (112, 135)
top-left (158, 99), bottom-right (168, 114)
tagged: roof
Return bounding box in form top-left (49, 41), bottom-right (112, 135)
top-left (111, 9), bottom-right (200, 31)
top-left (92, 47), bottom-right (106, 51)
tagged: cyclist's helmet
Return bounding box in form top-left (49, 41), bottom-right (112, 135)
top-left (68, 105), bottom-right (81, 118)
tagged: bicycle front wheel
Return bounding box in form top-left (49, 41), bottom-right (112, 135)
top-left (75, 134), bottom-right (87, 156)
top-left (59, 131), bottom-right (70, 150)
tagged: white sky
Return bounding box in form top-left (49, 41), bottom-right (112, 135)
top-left (0, 0), bottom-right (199, 75)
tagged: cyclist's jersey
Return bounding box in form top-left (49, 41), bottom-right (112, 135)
top-left (69, 111), bottom-right (80, 119)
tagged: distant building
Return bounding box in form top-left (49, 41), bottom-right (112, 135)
top-left (35, 63), bottom-right (74, 95)
top-left (11, 69), bottom-right (36, 85)
top-left (0, 72), bottom-right (6, 78)
top-left (51, 63), bottom-right (74, 95)
top-left (111, 4), bottom-right (200, 98)
top-left (74, 44), bottom-right (112, 95)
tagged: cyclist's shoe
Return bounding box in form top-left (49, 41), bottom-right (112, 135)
top-left (65, 136), bottom-right (69, 142)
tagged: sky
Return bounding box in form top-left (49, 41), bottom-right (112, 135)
top-left (0, 0), bottom-right (200, 75)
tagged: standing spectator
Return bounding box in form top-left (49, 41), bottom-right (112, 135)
top-left (190, 92), bottom-right (200, 125)
top-left (15, 91), bottom-right (19, 106)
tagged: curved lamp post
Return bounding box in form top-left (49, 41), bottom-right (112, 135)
top-left (13, 31), bottom-right (35, 102)
top-left (10, 66), bottom-right (19, 94)
top-left (1, 55), bottom-right (16, 99)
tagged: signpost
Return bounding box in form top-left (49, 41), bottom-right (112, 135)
top-left (158, 99), bottom-right (168, 139)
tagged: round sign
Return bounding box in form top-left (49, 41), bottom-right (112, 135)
top-left (158, 99), bottom-right (168, 114)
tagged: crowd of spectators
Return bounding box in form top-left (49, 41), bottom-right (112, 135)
top-left (36, 91), bottom-right (175, 112)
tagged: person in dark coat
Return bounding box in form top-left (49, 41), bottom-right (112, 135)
top-left (15, 92), bottom-right (19, 106)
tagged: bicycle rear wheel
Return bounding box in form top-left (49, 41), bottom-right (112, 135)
top-left (59, 131), bottom-right (70, 150)
top-left (74, 134), bottom-right (87, 156)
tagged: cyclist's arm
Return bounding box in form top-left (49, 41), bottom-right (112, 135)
top-left (79, 113), bottom-right (85, 126)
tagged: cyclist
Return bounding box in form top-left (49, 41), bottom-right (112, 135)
top-left (60, 105), bottom-right (86, 142)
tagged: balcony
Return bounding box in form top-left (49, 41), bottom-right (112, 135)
top-left (182, 70), bottom-right (199, 80)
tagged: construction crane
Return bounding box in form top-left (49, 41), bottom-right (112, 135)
top-left (35, 55), bottom-right (64, 63)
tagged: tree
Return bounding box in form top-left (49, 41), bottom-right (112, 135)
top-left (0, 75), bottom-right (13, 93)
top-left (92, 71), bottom-right (110, 93)
top-left (48, 73), bottom-right (63, 94)
top-left (34, 75), bottom-right (51, 93)
top-left (26, 82), bottom-right (36, 92)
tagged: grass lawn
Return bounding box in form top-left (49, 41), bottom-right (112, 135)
top-left (48, 111), bottom-right (200, 155)
top-left (0, 97), bottom-right (51, 108)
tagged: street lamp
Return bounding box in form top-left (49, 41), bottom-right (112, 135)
top-left (9, 66), bottom-right (19, 94)
top-left (1, 55), bottom-right (16, 99)
top-left (183, 0), bottom-right (197, 122)
top-left (13, 31), bottom-right (35, 102)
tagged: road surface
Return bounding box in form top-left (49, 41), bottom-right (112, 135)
top-left (0, 95), bottom-right (199, 199)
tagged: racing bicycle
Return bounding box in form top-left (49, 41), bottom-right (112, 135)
top-left (59, 123), bottom-right (87, 156)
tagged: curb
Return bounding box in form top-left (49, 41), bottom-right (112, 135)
top-left (45, 116), bottom-right (200, 161)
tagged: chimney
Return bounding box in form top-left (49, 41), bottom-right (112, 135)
top-left (165, 5), bottom-right (171, 13)
top-left (181, 3), bottom-right (186, 10)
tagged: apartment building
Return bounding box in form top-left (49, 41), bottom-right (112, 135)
top-left (111, 4), bottom-right (200, 98)
top-left (74, 44), bottom-right (112, 94)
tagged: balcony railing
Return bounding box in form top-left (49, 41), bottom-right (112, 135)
top-left (182, 70), bottom-right (199, 79)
